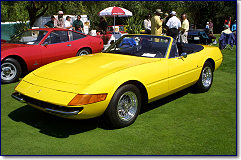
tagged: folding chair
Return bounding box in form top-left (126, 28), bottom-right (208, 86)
top-left (219, 32), bottom-right (235, 50)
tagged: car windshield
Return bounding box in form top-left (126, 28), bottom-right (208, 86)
top-left (103, 35), bottom-right (171, 58)
top-left (8, 30), bottom-right (48, 45)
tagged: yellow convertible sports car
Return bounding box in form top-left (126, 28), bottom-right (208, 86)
top-left (12, 35), bottom-right (223, 128)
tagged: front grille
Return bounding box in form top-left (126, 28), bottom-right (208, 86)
top-left (21, 94), bottom-right (83, 113)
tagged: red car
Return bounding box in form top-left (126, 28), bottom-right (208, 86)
top-left (1, 28), bottom-right (103, 83)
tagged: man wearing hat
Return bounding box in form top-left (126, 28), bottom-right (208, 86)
top-left (151, 9), bottom-right (163, 36)
top-left (221, 24), bottom-right (232, 34)
top-left (54, 11), bottom-right (65, 28)
top-left (166, 11), bottom-right (181, 40)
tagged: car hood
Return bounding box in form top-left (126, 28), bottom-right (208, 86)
top-left (32, 53), bottom-right (160, 85)
top-left (1, 43), bottom-right (33, 51)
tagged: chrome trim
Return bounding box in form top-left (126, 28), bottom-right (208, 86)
top-left (44, 108), bottom-right (80, 116)
top-left (11, 92), bottom-right (26, 103)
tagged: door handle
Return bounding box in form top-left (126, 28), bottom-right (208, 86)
top-left (67, 44), bottom-right (71, 47)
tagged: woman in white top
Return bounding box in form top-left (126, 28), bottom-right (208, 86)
top-left (144, 15), bottom-right (151, 34)
top-left (65, 16), bottom-right (72, 30)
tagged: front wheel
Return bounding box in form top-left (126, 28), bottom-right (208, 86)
top-left (76, 48), bottom-right (91, 56)
top-left (1, 58), bottom-right (22, 84)
top-left (103, 84), bottom-right (142, 128)
top-left (194, 61), bottom-right (213, 92)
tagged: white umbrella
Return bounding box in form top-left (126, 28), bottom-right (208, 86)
top-left (98, 6), bottom-right (132, 32)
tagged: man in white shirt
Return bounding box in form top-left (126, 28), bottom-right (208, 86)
top-left (65, 16), bottom-right (72, 30)
top-left (144, 15), bottom-right (151, 34)
top-left (166, 11), bottom-right (181, 40)
top-left (221, 24), bottom-right (232, 34)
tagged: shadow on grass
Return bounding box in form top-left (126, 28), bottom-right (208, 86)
top-left (8, 106), bottom-right (101, 138)
top-left (8, 87), bottom-right (195, 138)
top-left (140, 87), bottom-right (192, 114)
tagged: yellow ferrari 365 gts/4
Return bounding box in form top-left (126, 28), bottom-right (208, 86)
top-left (12, 35), bottom-right (223, 128)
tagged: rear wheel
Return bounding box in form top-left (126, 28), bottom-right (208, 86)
top-left (76, 48), bottom-right (91, 56)
top-left (194, 61), bottom-right (213, 92)
top-left (1, 58), bottom-right (22, 84)
top-left (104, 84), bottom-right (141, 128)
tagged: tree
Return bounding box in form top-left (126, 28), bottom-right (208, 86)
top-left (26, 1), bottom-right (49, 27)
top-left (1, 1), bottom-right (236, 33)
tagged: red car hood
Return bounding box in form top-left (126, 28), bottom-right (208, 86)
top-left (1, 43), bottom-right (33, 51)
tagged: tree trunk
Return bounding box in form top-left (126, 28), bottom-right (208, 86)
top-left (26, 1), bottom-right (48, 27)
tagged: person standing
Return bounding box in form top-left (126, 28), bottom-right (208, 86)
top-left (64, 16), bottom-right (72, 30)
top-left (205, 22), bottom-right (209, 32)
top-left (209, 19), bottom-right (214, 35)
top-left (231, 20), bottom-right (236, 36)
top-left (151, 9), bottom-right (163, 36)
top-left (44, 16), bottom-right (55, 28)
top-left (166, 11), bottom-right (181, 40)
top-left (224, 16), bottom-right (232, 28)
top-left (180, 13), bottom-right (189, 43)
top-left (144, 15), bottom-right (151, 34)
top-left (73, 15), bottom-right (83, 32)
top-left (98, 17), bottom-right (108, 34)
top-left (54, 11), bottom-right (65, 28)
top-left (162, 12), bottom-right (169, 34)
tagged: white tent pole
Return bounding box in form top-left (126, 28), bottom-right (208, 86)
top-left (114, 15), bottom-right (116, 41)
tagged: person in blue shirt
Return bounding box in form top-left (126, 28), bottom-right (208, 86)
top-left (231, 20), bottom-right (236, 39)
top-left (231, 20), bottom-right (236, 32)
top-left (75, 25), bottom-right (83, 33)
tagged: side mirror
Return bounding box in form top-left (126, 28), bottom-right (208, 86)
top-left (42, 42), bottom-right (48, 47)
top-left (180, 52), bottom-right (187, 58)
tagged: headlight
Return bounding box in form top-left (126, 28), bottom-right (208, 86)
top-left (68, 94), bottom-right (107, 106)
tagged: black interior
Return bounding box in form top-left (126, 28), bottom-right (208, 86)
top-left (177, 42), bottom-right (204, 55)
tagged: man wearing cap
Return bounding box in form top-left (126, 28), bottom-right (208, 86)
top-left (221, 24), bottom-right (232, 34)
top-left (54, 11), bottom-right (65, 28)
top-left (44, 16), bottom-right (55, 28)
top-left (73, 15), bottom-right (83, 31)
top-left (166, 11), bottom-right (181, 40)
top-left (151, 9), bottom-right (163, 36)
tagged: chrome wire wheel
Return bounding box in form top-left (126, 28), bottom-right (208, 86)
top-left (77, 49), bottom-right (90, 56)
top-left (117, 91), bottom-right (138, 122)
top-left (1, 62), bottom-right (17, 81)
top-left (201, 66), bottom-right (212, 88)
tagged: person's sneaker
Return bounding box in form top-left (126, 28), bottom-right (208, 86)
top-left (213, 40), bottom-right (217, 45)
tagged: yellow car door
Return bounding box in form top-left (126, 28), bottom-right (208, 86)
top-left (167, 43), bottom-right (202, 93)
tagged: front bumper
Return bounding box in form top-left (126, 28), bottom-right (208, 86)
top-left (12, 92), bottom-right (83, 116)
top-left (13, 80), bottom-right (110, 119)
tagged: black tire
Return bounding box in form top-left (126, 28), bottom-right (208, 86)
top-left (103, 84), bottom-right (142, 128)
top-left (194, 61), bottom-right (213, 92)
top-left (76, 48), bottom-right (91, 56)
top-left (1, 58), bottom-right (22, 84)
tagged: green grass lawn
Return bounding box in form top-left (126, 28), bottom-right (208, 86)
top-left (1, 38), bottom-right (236, 155)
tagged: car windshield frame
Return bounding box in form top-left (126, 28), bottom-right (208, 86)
top-left (103, 35), bottom-right (171, 58)
top-left (8, 30), bottom-right (48, 45)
